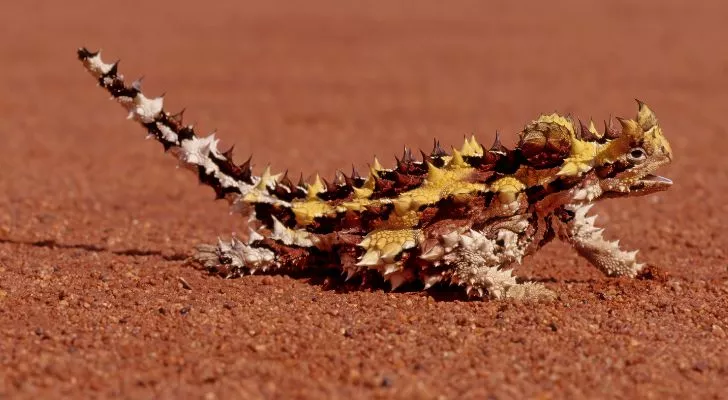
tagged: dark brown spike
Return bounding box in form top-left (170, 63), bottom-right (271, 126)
top-left (222, 145), bottom-right (235, 160)
top-left (169, 108), bottom-right (186, 126)
top-left (104, 61), bottom-right (120, 78)
top-left (392, 170), bottom-right (424, 190)
top-left (280, 170), bottom-right (294, 189)
top-left (297, 173), bottom-right (306, 188)
top-left (402, 147), bottom-right (414, 163)
top-left (489, 131), bottom-right (508, 155)
top-left (578, 119), bottom-right (601, 142)
top-left (343, 170), bottom-right (355, 188)
top-left (321, 177), bottom-right (332, 192)
top-left (394, 155), bottom-right (404, 171)
top-left (231, 155), bottom-right (251, 182)
top-left (77, 47), bottom-right (98, 60)
top-left (177, 124), bottom-right (195, 141)
top-left (419, 149), bottom-right (433, 166)
top-left (131, 76), bottom-right (144, 92)
top-left (431, 139), bottom-right (447, 157)
top-left (318, 176), bottom-right (346, 201)
top-left (350, 165), bottom-right (361, 181)
top-left (603, 116), bottom-right (621, 139)
top-left (370, 174), bottom-right (396, 199)
top-left (271, 177), bottom-right (295, 201)
top-left (396, 146), bottom-right (417, 173)
top-left (334, 170), bottom-right (346, 186)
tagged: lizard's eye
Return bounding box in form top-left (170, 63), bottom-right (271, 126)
top-left (628, 147), bottom-right (646, 164)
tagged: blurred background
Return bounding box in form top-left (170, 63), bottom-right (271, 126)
top-left (0, 1), bottom-right (726, 398)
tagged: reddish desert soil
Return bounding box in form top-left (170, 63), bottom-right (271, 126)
top-left (1, 0), bottom-right (727, 398)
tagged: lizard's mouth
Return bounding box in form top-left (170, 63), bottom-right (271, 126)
top-left (635, 174), bottom-right (672, 191)
top-left (621, 174), bottom-right (673, 197)
top-left (601, 173), bottom-right (672, 199)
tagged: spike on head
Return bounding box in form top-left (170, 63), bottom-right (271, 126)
top-left (586, 103), bottom-right (673, 199)
top-left (579, 119), bottom-right (601, 141)
top-left (635, 99), bottom-right (658, 131)
top-left (616, 117), bottom-right (642, 140)
top-left (603, 116), bottom-right (621, 140)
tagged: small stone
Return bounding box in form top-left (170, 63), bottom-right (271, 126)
top-left (711, 324), bottom-right (726, 338)
top-left (249, 344), bottom-right (266, 353)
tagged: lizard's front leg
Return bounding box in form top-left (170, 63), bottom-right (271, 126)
top-left (558, 203), bottom-right (644, 277)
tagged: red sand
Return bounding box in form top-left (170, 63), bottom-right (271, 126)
top-left (1, 1), bottom-right (727, 398)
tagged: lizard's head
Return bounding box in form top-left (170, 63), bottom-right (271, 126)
top-left (592, 101), bottom-right (673, 198)
top-left (520, 100), bottom-right (673, 202)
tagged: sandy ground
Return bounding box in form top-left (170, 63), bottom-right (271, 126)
top-left (1, 0), bottom-right (727, 398)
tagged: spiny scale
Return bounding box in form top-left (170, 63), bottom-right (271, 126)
top-left (77, 47), bottom-right (673, 301)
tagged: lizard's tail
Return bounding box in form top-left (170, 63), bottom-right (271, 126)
top-left (77, 48), bottom-right (293, 217)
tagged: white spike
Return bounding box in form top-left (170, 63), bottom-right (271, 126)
top-left (133, 93), bottom-right (164, 123)
top-left (401, 239), bottom-right (417, 250)
top-left (419, 245), bottom-right (445, 261)
top-left (459, 234), bottom-right (475, 249)
top-left (231, 236), bottom-right (245, 247)
top-left (345, 268), bottom-right (358, 281)
top-left (572, 189), bottom-right (588, 201)
top-left (247, 227), bottom-right (264, 244)
top-left (423, 275), bottom-right (442, 290)
top-left (383, 263), bottom-right (399, 275)
top-left (356, 250), bottom-right (381, 267)
top-left (271, 216), bottom-right (286, 238)
top-left (574, 204), bottom-right (595, 219)
top-left (441, 231), bottom-right (459, 250)
top-left (388, 272), bottom-right (407, 291)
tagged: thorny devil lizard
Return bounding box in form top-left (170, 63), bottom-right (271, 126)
top-left (77, 48), bottom-right (674, 301)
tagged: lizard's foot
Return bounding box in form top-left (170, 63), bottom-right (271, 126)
top-left (193, 237), bottom-right (276, 278)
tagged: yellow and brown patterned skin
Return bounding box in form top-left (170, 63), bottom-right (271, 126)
top-left (78, 48), bottom-right (673, 301)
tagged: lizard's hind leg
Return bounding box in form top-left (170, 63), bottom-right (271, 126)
top-left (194, 235), bottom-right (277, 278)
top-left (194, 226), bottom-right (321, 278)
